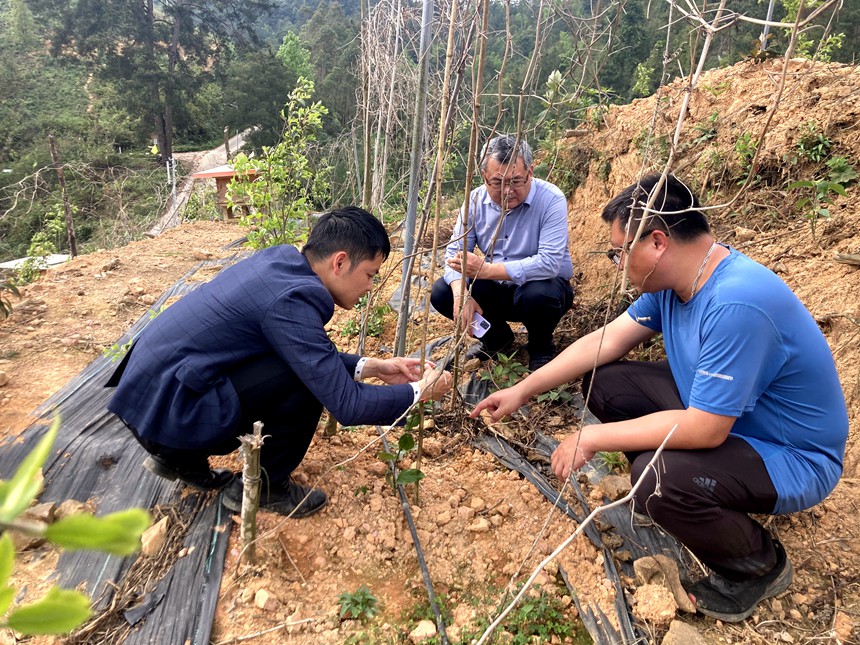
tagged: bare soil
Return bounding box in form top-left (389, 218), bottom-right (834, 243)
top-left (1, 58), bottom-right (859, 644)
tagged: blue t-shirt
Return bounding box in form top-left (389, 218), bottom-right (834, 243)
top-left (628, 247), bottom-right (848, 514)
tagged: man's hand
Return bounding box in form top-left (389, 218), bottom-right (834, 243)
top-left (447, 251), bottom-right (487, 279)
top-left (367, 357), bottom-right (426, 384)
top-left (453, 294), bottom-right (481, 337)
top-left (469, 386), bottom-right (527, 423)
top-left (550, 429), bottom-right (596, 482)
top-left (417, 364), bottom-right (453, 401)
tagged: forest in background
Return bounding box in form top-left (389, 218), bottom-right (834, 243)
top-left (0, 0), bottom-right (858, 263)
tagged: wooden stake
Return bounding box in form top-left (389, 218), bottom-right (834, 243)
top-left (239, 421), bottom-right (265, 564)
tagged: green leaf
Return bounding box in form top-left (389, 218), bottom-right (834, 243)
top-left (397, 433), bottom-right (415, 452)
top-left (788, 180), bottom-right (814, 189)
top-left (6, 586), bottom-right (91, 635)
top-left (396, 469), bottom-right (425, 485)
top-left (0, 586), bottom-right (14, 617)
top-left (45, 509), bottom-right (151, 556)
top-left (0, 587), bottom-right (16, 616)
top-left (0, 534), bottom-right (12, 589)
top-left (377, 451), bottom-right (397, 463)
top-left (0, 417), bottom-right (59, 524)
top-left (828, 183), bottom-right (848, 197)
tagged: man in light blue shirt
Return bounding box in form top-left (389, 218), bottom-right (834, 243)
top-left (430, 135), bottom-right (574, 371)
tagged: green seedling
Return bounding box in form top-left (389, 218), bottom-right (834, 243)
top-left (338, 585), bottom-right (380, 622)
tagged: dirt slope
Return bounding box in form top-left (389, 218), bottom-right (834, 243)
top-left (1, 58), bottom-right (858, 644)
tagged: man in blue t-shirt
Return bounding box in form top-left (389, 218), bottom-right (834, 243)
top-left (472, 174), bottom-right (848, 623)
top-left (430, 135), bottom-right (574, 371)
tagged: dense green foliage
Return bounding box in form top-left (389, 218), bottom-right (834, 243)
top-left (0, 0), bottom-right (857, 262)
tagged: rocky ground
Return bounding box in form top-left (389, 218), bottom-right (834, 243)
top-left (2, 58), bottom-right (860, 644)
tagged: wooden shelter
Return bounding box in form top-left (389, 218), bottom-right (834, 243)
top-left (190, 164), bottom-right (258, 219)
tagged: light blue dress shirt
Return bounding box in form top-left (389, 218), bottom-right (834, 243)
top-left (442, 177), bottom-right (573, 286)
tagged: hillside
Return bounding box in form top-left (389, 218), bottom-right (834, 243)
top-left (1, 58), bottom-right (858, 644)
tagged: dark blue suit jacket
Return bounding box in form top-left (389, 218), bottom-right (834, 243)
top-left (108, 245), bottom-right (414, 449)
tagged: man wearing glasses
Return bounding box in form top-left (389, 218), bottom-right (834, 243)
top-left (430, 135), bottom-right (574, 371)
top-left (472, 174), bottom-right (847, 623)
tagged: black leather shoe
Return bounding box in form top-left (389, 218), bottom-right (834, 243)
top-left (143, 455), bottom-right (235, 491)
top-left (222, 477), bottom-right (328, 519)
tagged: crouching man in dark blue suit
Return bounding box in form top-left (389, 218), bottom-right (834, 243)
top-left (107, 206), bottom-right (452, 518)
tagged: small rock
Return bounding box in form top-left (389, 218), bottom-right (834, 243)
top-left (141, 516), bottom-right (170, 557)
top-left (22, 502), bottom-right (56, 524)
top-left (463, 357), bottom-right (482, 372)
top-left (240, 586), bottom-right (256, 604)
top-left (0, 372), bottom-right (8, 387)
top-left (409, 619), bottom-right (437, 643)
top-left (435, 510), bottom-right (452, 527)
top-left (457, 507), bottom-right (476, 520)
top-left (10, 530), bottom-right (45, 551)
top-left (661, 620), bottom-right (708, 645)
top-left (469, 497), bottom-right (486, 511)
top-left (734, 226), bottom-right (757, 242)
top-left (597, 475), bottom-right (630, 501)
top-left (102, 258), bottom-right (121, 272)
top-left (632, 584), bottom-right (676, 627)
top-left (255, 589), bottom-right (280, 611)
top-left (467, 517), bottom-right (491, 532)
top-left (192, 249), bottom-right (213, 261)
top-left (633, 555), bottom-right (696, 613)
top-left (55, 499), bottom-right (91, 519)
top-left (834, 610), bottom-right (855, 643)
top-left (343, 527), bottom-right (356, 541)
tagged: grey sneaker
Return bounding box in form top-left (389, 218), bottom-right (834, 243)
top-left (687, 539), bottom-right (793, 622)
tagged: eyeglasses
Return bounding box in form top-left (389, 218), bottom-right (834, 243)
top-left (485, 173), bottom-right (530, 190)
top-left (606, 230), bottom-right (658, 266)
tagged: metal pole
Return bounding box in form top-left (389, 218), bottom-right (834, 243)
top-left (395, 0), bottom-right (434, 356)
top-left (759, 0), bottom-right (776, 52)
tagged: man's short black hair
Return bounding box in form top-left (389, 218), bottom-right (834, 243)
top-left (601, 173), bottom-right (710, 242)
top-left (302, 206), bottom-right (391, 266)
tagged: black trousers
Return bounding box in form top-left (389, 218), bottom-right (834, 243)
top-left (583, 360), bottom-right (779, 580)
top-left (430, 276), bottom-right (574, 354)
top-left (128, 354), bottom-right (322, 486)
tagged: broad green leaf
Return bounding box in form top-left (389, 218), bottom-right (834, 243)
top-left (396, 469), bottom-right (425, 485)
top-left (0, 586), bottom-right (14, 616)
top-left (787, 180), bottom-right (814, 189)
top-left (45, 509), bottom-right (151, 556)
top-left (0, 534), bottom-right (12, 588)
top-left (0, 418), bottom-right (59, 524)
top-left (829, 183), bottom-right (848, 197)
top-left (6, 586), bottom-right (91, 635)
top-left (398, 433), bottom-right (415, 452)
top-left (377, 451), bottom-right (397, 463)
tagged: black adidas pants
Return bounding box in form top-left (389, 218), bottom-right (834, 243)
top-left (582, 360), bottom-right (780, 581)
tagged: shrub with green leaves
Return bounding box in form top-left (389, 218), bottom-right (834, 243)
top-left (228, 77), bottom-right (331, 250)
top-left (0, 280), bottom-right (19, 319)
top-left (0, 417), bottom-right (150, 636)
top-left (480, 353), bottom-right (528, 391)
top-left (377, 431), bottom-right (425, 492)
top-left (338, 585), bottom-right (379, 622)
